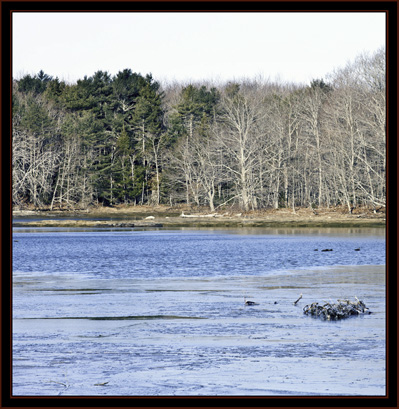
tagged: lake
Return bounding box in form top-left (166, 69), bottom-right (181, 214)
top-left (12, 227), bottom-right (386, 396)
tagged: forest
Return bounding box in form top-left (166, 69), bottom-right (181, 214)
top-left (12, 48), bottom-right (385, 213)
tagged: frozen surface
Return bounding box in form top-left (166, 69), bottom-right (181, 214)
top-left (12, 229), bottom-right (386, 396)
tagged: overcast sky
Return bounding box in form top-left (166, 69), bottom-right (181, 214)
top-left (12, 12), bottom-right (385, 85)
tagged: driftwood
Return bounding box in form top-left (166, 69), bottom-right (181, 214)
top-left (293, 293), bottom-right (303, 305)
top-left (303, 297), bottom-right (371, 320)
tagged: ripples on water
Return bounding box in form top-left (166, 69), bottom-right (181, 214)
top-left (13, 228), bottom-right (385, 278)
top-left (12, 228), bottom-right (386, 396)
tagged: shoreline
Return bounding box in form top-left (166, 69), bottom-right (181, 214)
top-left (12, 205), bottom-right (386, 228)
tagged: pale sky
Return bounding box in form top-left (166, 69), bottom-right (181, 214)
top-left (12, 12), bottom-right (386, 85)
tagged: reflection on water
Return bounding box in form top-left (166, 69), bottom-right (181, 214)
top-left (179, 227), bottom-right (385, 236)
top-left (12, 228), bottom-right (385, 279)
top-left (12, 228), bottom-right (386, 396)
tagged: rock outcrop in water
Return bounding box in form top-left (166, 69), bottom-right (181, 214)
top-left (303, 297), bottom-right (371, 320)
top-left (244, 297), bottom-right (259, 306)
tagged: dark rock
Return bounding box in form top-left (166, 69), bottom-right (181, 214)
top-left (303, 298), bottom-right (370, 320)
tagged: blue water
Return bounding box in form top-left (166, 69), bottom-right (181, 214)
top-left (13, 229), bottom-right (385, 279)
top-left (12, 228), bottom-right (386, 396)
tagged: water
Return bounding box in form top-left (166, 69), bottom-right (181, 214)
top-left (12, 227), bottom-right (386, 396)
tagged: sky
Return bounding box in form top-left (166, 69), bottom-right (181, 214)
top-left (12, 12), bottom-right (386, 86)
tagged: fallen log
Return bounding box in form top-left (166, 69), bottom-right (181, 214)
top-left (293, 293), bottom-right (303, 305)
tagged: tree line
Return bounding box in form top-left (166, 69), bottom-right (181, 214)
top-left (12, 48), bottom-right (385, 212)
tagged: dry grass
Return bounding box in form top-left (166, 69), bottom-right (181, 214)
top-left (13, 204), bottom-right (385, 228)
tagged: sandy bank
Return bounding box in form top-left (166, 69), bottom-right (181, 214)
top-left (13, 205), bottom-right (385, 228)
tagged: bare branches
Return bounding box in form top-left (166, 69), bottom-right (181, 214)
top-left (12, 50), bottom-right (386, 211)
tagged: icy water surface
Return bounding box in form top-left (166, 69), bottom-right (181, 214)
top-left (12, 228), bottom-right (386, 396)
